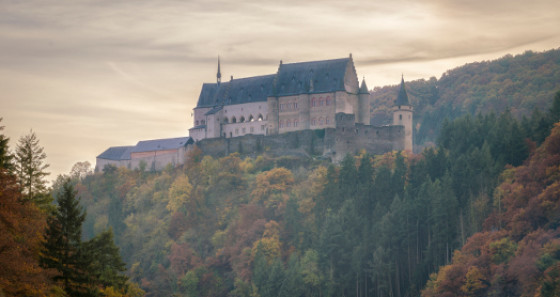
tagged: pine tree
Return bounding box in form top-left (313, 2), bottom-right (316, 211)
top-left (41, 179), bottom-right (88, 296)
top-left (0, 117), bottom-right (14, 173)
top-left (14, 130), bottom-right (49, 202)
top-left (83, 229), bottom-right (128, 294)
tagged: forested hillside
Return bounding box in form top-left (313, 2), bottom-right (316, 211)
top-left (422, 122), bottom-right (560, 297)
top-left (73, 92), bottom-right (560, 296)
top-left (370, 48), bottom-right (560, 146)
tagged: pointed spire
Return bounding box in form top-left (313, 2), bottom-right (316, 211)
top-left (217, 56), bottom-right (222, 85)
top-left (359, 76), bottom-right (369, 94)
top-left (395, 76), bottom-right (410, 106)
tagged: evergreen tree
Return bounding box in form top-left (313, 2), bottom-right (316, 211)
top-left (41, 179), bottom-right (88, 296)
top-left (83, 229), bottom-right (128, 293)
top-left (0, 117), bottom-right (14, 173)
top-left (14, 130), bottom-right (50, 202)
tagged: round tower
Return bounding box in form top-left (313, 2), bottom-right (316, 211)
top-left (392, 76), bottom-right (413, 152)
top-left (358, 77), bottom-right (370, 124)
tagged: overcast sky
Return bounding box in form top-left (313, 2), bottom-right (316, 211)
top-left (1, 0), bottom-right (559, 180)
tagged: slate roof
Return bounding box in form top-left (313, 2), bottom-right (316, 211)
top-left (395, 76), bottom-right (410, 106)
top-left (359, 78), bottom-right (369, 94)
top-left (196, 57), bottom-right (356, 108)
top-left (272, 58), bottom-right (350, 96)
top-left (205, 106), bottom-right (223, 115)
top-left (196, 75), bottom-right (276, 108)
top-left (97, 146), bottom-right (134, 160)
top-left (131, 137), bottom-right (192, 153)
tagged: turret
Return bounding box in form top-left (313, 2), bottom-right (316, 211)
top-left (358, 77), bottom-right (370, 124)
top-left (217, 56), bottom-right (222, 85)
top-left (392, 76), bottom-right (413, 151)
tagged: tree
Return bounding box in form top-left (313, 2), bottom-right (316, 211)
top-left (14, 130), bottom-right (49, 201)
top-left (41, 179), bottom-right (88, 296)
top-left (70, 161), bottom-right (92, 180)
top-left (0, 117), bottom-right (14, 173)
top-left (83, 229), bottom-right (128, 294)
top-left (0, 120), bottom-right (56, 296)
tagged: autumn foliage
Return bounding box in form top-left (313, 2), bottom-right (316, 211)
top-left (422, 123), bottom-right (560, 297)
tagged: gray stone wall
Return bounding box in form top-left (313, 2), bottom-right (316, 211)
top-left (196, 113), bottom-right (406, 162)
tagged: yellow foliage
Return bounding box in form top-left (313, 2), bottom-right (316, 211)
top-left (251, 168), bottom-right (294, 207)
top-left (166, 174), bottom-right (193, 213)
top-left (461, 266), bottom-right (487, 296)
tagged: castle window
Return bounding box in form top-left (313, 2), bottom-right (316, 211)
top-left (201, 120), bottom-right (205, 125)
top-left (286, 120), bottom-right (291, 127)
top-left (326, 96), bottom-right (331, 105)
top-left (294, 119), bottom-right (298, 127)
top-left (250, 127), bottom-right (254, 133)
top-left (295, 102), bottom-right (298, 109)
top-left (280, 120), bottom-right (284, 128)
top-left (235, 128), bottom-right (239, 134)
top-left (258, 114), bottom-right (263, 121)
top-left (242, 127), bottom-right (246, 133)
top-left (196, 120), bottom-right (199, 125)
top-left (326, 117), bottom-right (330, 124)
top-left (223, 133), bottom-right (226, 137)
top-left (232, 117), bottom-right (237, 123)
top-left (399, 115), bottom-right (402, 120)
top-left (240, 116), bottom-right (245, 123)
top-left (249, 115), bottom-right (254, 122)
top-left (261, 125), bottom-right (265, 131)
top-left (320, 97), bottom-right (324, 106)
top-left (230, 132), bottom-right (233, 137)
top-left (311, 118), bottom-right (316, 126)
top-left (319, 117), bottom-right (324, 125)
top-left (224, 117), bottom-right (229, 124)
top-left (312, 98), bottom-right (316, 107)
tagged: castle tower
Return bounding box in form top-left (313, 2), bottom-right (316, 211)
top-left (217, 56), bottom-right (222, 85)
top-left (392, 76), bottom-right (413, 151)
top-left (358, 77), bottom-right (370, 124)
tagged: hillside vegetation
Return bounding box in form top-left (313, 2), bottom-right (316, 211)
top-left (73, 92), bottom-right (559, 297)
top-left (370, 48), bottom-right (560, 146)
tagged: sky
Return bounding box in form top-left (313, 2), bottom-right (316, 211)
top-left (1, 0), bottom-right (559, 181)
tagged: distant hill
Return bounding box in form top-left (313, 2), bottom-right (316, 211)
top-left (370, 48), bottom-right (560, 146)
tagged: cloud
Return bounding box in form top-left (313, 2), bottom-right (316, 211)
top-left (1, 0), bottom-right (559, 179)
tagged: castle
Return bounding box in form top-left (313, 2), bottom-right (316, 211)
top-left (96, 55), bottom-right (413, 171)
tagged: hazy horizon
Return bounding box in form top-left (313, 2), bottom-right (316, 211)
top-left (1, 0), bottom-right (559, 180)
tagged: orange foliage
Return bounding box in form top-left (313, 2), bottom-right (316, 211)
top-left (422, 123), bottom-right (560, 297)
top-left (0, 172), bottom-right (55, 296)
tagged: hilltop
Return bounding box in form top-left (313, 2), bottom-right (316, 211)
top-left (370, 48), bottom-right (560, 146)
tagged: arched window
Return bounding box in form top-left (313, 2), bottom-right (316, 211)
top-left (240, 116), bottom-right (245, 123)
top-left (232, 117), bottom-right (237, 123)
top-left (258, 114), bottom-right (263, 121)
top-left (249, 115), bottom-right (254, 122)
top-left (326, 96), bottom-right (331, 105)
top-left (320, 97), bottom-right (324, 106)
top-left (223, 117), bottom-right (229, 124)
